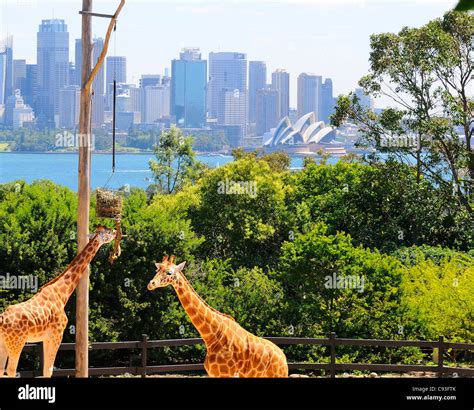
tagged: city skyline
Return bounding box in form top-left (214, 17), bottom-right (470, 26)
top-left (0, 0), bottom-right (456, 108)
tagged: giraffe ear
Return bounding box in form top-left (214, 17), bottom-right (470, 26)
top-left (175, 261), bottom-right (186, 272)
top-left (87, 234), bottom-right (96, 240)
top-left (155, 262), bottom-right (161, 269)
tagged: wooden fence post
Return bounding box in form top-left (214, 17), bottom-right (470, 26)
top-left (141, 334), bottom-right (148, 378)
top-left (330, 332), bottom-right (336, 378)
top-left (437, 336), bottom-right (444, 378)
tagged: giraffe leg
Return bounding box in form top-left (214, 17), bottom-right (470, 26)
top-left (5, 340), bottom-right (26, 378)
top-left (42, 316), bottom-right (67, 378)
top-left (42, 335), bottom-right (63, 378)
top-left (0, 339), bottom-right (8, 378)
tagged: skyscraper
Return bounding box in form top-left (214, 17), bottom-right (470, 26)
top-left (13, 59), bottom-right (26, 95)
top-left (248, 61), bottom-right (266, 124)
top-left (91, 38), bottom-right (105, 128)
top-left (74, 39), bottom-right (82, 86)
top-left (129, 86), bottom-right (144, 123)
top-left (36, 19), bottom-right (69, 127)
top-left (0, 37), bottom-right (13, 105)
top-left (59, 85), bottom-right (80, 129)
top-left (207, 52), bottom-right (247, 120)
top-left (144, 85), bottom-right (170, 124)
top-left (354, 87), bottom-right (374, 110)
top-left (271, 69), bottom-right (290, 121)
top-left (321, 78), bottom-right (334, 124)
top-left (171, 48), bottom-right (207, 129)
top-left (140, 74), bottom-right (161, 89)
top-left (297, 73), bottom-right (322, 120)
top-left (256, 88), bottom-right (279, 137)
top-left (0, 52), bottom-right (6, 105)
top-left (23, 64), bottom-right (37, 108)
top-left (106, 56), bottom-right (126, 109)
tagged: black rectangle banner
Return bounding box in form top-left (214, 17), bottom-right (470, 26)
top-left (0, 377), bottom-right (472, 410)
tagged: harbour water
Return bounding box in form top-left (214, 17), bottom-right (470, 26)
top-left (0, 152), bottom-right (326, 191)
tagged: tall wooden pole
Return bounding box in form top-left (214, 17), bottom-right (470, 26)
top-left (76, 0), bottom-right (93, 378)
top-left (75, 0), bottom-right (125, 378)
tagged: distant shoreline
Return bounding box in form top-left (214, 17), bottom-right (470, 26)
top-left (0, 150), bottom-right (234, 156)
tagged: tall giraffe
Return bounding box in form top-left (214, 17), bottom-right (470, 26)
top-left (0, 225), bottom-right (116, 378)
top-left (148, 256), bottom-right (288, 378)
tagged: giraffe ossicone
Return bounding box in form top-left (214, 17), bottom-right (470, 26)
top-left (0, 225), bottom-right (117, 378)
top-left (148, 255), bottom-right (289, 378)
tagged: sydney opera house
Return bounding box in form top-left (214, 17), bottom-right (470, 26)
top-left (263, 112), bottom-right (346, 155)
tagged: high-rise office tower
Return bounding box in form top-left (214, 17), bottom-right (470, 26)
top-left (68, 62), bottom-right (75, 86)
top-left (144, 85), bottom-right (170, 124)
top-left (74, 39), bottom-right (82, 86)
top-left (0, 37), bottom-right (13, 105)
top-left (321, 78), bottom-right (334, 124)
top-left (271, 69), bottom-right (290, 120)
top-left (0, 53), bottom-right (6, 104)
top-left (248, 61), bottom-right (266, 124)
top-left (140, 74), bottom-right (162, 89)
top-left (207, 52), bottom-right (247, 120)
top-left (59, 85), bottom-right (80, 129)
top-left (23, 64), bottom-right (37, 108)
top-left (106, 56), bottom-right (126, 109)
top-left (129, 86), bottom-right (144, 123)
top-left (36, 19), bottom-right (69, 127)
top-left (354, 87), bottom-right (374, 110)
top-left (297, 73), bottom-right (322, 120)
top-left (171, 48), bottom-right (207, 129)
top-left (256, 88), bottom-right (279, 136)
top-left (217, 88), bottom-right (247, 146)
top-left (13, 59), bottom-right (26, 94)
top-left (91, 38), bottom-right (105, 128)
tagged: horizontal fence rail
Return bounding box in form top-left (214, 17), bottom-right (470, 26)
top-left (17, 334), bottom-right (474, 378)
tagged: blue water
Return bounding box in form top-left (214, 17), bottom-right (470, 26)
top-left (0, 152), bottom-right (317, 191)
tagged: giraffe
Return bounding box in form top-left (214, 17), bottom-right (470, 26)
top-left (0, 225), bottom-right (116, 378)
top-left (147, 256), bottom-right (288, 378)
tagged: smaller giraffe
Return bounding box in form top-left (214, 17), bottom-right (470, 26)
top-left (148, 256), bottom-right (288, 378)
top-left (0, 225), bottom-right (116, 378)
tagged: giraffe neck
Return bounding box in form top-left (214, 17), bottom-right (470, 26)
top-left (172, 273), bottom-right (226, 345)
top-left (44, 237), bottom-right (103, 305)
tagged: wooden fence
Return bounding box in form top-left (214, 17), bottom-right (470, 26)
top-left (19, 333), bottom-right (474, 378)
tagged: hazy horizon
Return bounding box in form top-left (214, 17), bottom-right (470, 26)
top-left (0, 0), bottom-right (458, 108)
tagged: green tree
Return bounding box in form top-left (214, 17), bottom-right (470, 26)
top-left (332, 11), bottom-right (474, 213)
top-left (0, 180), bottom-right (77, 310)
top-left (277, 223), bottom-right (406, 339)
top-left (399, 248), bottom-right (474, 342)
top-left (290, 161), bottom-right (472, 252)
top-left (192, 132), bottom-right (228, 152)
top-left (149, 126), bottom-right (202, 194)
top-left (190, 156), bottom-right (291, 268)
top-left (260, 151), bottom-right (291, 172)
top-left (454, 0), bottom-right (474, 11)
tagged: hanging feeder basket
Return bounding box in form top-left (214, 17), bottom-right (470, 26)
top-left (96, 188), bottom-right (123, 219)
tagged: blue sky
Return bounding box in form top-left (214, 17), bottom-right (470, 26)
top-left (0, 0), bottom-right (458, 108)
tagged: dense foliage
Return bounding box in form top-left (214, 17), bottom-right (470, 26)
top-left (1, 151), bottom-right (472, 371)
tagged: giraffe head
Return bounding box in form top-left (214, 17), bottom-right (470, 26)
top-left (147, 255), bottom-right (186, 290)
top-left (88, 225), bottom-right (117, 246)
